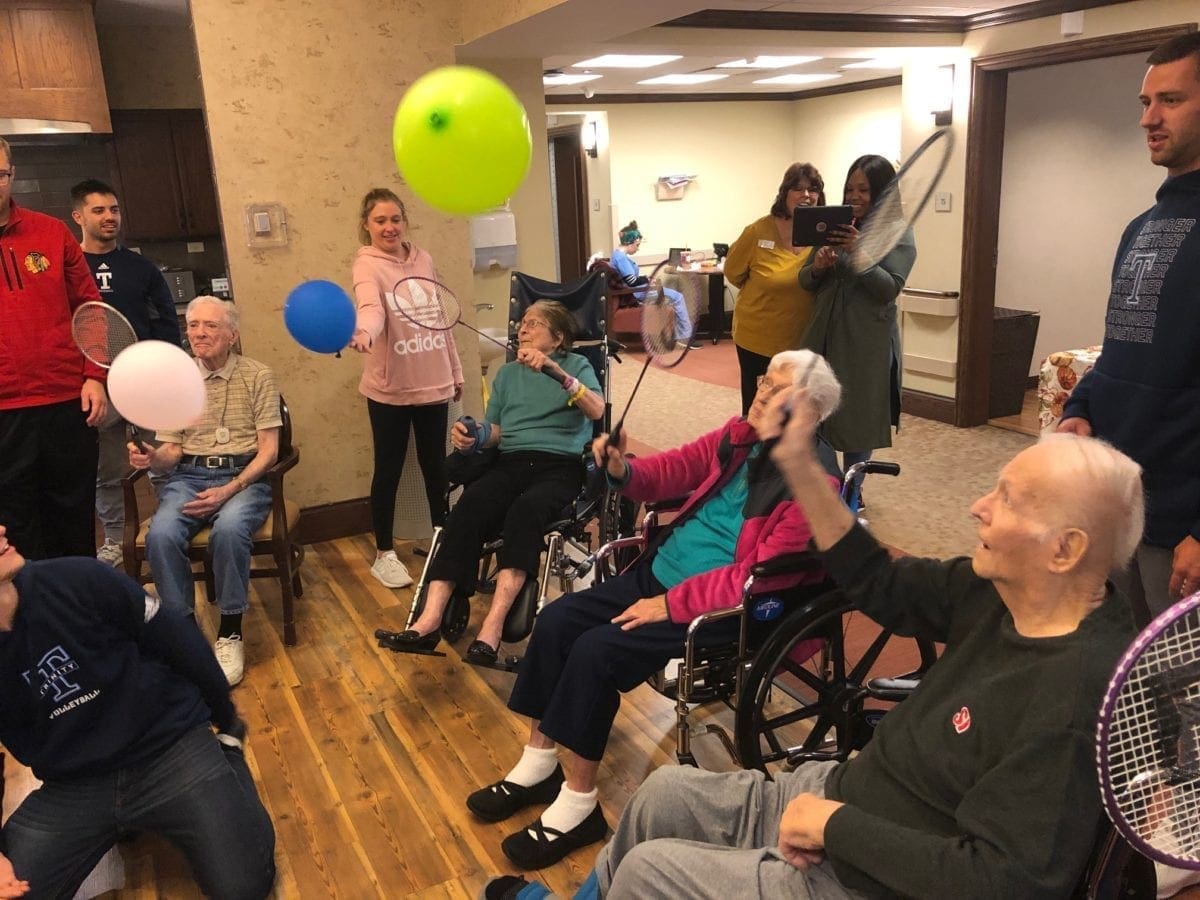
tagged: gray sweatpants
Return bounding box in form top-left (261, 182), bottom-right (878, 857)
top-left (594, 763), bottom-right (867, 900)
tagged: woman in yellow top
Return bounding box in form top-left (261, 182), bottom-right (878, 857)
top-left (725, 162), bottom-right (824, 414)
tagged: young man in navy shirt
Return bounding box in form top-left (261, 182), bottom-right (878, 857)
top-left (0, 525), bottom-right (275, 898)
top-left (71, 178), bottom-right (181, 569)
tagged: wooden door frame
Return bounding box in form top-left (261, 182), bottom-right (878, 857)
top-left (955, 23), bottom-right (1196, 426)
top-left (547, 123), bottom-right (591, 281)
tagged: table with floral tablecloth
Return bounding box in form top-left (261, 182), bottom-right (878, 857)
top-left (1037, 346), bottom-right (1102, 434)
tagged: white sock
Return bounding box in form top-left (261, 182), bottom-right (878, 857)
top-left (504, 744), bottom-right (558, 788)
top-left (537, 785), bottom-right (597, 838)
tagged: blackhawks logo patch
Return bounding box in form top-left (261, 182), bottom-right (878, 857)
top-left (24, 251), bottom-right (51, 274)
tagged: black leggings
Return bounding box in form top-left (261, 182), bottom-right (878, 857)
top-left (735, 344), bottom-right (772, 416)
top-left (367, 399), bottom-right (448, 549)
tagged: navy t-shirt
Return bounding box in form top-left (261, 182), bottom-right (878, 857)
top-left (82, 247), bottom-right (181, 345)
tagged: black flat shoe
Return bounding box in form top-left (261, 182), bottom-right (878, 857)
top-left (501, 805), bottom-right (608, 870)
top-left (466, 640), bottom-right (499, 666)
top-left (377, 629), bottom-right (443, 655)
top-left (466, 764), bottom-right (564, 823)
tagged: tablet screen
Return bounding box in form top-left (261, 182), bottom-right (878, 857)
top-left (791, 205), bottom-right (853, 248)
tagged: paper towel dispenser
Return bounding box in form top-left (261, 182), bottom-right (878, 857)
top-left (469, 210), bottom-right (518, 271)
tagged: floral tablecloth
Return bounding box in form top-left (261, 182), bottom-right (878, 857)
top-left (1037, 345), bottom-right (1102, 433)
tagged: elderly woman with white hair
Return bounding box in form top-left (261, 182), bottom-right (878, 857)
top-left (463, 349), bottom-right (843, 871)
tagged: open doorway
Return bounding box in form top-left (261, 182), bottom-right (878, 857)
top-left (955, 23), bottom-right (1195, 427)
top-left (548, 124), bottom-right (590, 281)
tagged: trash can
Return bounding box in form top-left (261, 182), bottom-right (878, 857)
top-left (989, 307), bottom-right (1041, 418)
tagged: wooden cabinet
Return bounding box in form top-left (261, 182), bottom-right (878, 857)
top-left (0, 0), bottom-right (111, 131)
top-left (108, 109), bottom-right (221, 240)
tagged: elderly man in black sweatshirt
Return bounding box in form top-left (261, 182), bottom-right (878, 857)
top-left (0, 525), bottom-right (275, 899)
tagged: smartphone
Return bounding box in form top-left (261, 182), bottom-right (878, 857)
top-left (791, 205), bottom-right (854, 248)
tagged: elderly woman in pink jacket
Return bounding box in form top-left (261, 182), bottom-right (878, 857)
top-left (463, 349), bottom-right (844, 871)
top-left (350, 188), bottom-right (463, 590)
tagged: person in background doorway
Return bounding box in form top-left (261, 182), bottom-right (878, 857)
top-left (71, 178), bottom-right (182, 569)
top-left (349, 188), bottom-right (463, 590)
top-left (725, 163), bottom-right (825, 415)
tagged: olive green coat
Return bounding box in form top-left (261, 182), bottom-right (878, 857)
top-left (797, 231), bottom-right (916, 452)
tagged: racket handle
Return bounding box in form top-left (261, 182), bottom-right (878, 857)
top-left (541, 367), bottom-right (566, 385)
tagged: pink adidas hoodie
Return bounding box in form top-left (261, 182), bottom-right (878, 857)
top-left (351, 243), bottom-right (463, 406)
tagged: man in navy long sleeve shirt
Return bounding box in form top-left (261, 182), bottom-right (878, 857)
top-left (0, 524), bottom-right (275, 899)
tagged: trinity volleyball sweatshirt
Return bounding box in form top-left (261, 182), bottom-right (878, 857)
top-left (351, 243), bottom-right (463, 406)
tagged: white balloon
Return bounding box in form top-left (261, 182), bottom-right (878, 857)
top-left (108, 341), bottom-right (206, 432)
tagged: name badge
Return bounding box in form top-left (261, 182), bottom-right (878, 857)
top-left (758, 239), bottom-right (775, 249)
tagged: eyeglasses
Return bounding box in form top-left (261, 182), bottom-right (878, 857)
top-left (519, 318), bottom-right (550, 331)
top-left (755, 374), bottom-right (790, 397)
top-left (0, 170), bottom-right (13, 186)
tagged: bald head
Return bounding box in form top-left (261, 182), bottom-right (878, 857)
top-left (1024, 435), bottom-right (1144, 574)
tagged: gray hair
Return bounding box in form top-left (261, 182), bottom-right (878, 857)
top-left (186, 295), bottom-right (239, 331)
top-left (1036, 433), bottom-right (1145, 572)
top-left (769, 349), bottom-right (841, 422)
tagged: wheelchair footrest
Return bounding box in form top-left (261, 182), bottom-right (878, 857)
top-left (465, 652), bottom-right (522, 674)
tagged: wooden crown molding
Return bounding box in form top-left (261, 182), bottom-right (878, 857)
top-left (666, 1), bottom-right (1124, 34)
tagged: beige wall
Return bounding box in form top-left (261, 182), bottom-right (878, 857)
top-left (97, 23), bottom-right (204, 109)
top-left (996, 52), bottom-right (1163, 374)
top-left (190, 0), bottom-right (476, 515)
top-left (466, 59), bottom-right (556, 338)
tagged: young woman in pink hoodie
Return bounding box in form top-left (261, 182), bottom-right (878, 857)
top-left (350, 188), bottom-right (463, 589)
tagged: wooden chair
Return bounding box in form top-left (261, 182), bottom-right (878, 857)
top-left (121, 396), bottom-right (304, 645)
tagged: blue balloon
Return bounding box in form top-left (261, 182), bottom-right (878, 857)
top-left (284, 280), bottom-right (356, 354)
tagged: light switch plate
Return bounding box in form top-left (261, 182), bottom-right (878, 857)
top-left (934, 191), bottom-right (952, 212)
top-left (186, 241), bottom-right (205, 253)
top-left (243, 202), bottom-right (288, 248)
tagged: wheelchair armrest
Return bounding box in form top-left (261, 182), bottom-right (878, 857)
top-left (786, 748), bottom-right (851, 768)
top-left (645, 495), bottom-right (690, 514)
top-left (594, 535), bottom-right (646, 567)
top-left (750, 551), bottom-right (823, 579)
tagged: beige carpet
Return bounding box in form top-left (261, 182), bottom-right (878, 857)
top-left (608, 357), bottom-right (1036, 560)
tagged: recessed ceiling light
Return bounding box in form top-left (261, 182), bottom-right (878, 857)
top-left (573, 54), bottom-right (682, 69)
top-left (753, 73), bottom-right (842, 86)
top-left (543, 73), bottom-right (603, 86)
top-left (638, 73), bottom-right (729, 85)
top-left (841, 59), bottom-right (904, 70)
top-left (717, 55), bottom-right (821, 69)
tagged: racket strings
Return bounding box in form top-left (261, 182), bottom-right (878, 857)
top-left (1104, 605), bottom-right (1200, 862)
top-left (72, 305), bottom-right (137, 366)
top-left (396, 277), bottom-right (460, 331)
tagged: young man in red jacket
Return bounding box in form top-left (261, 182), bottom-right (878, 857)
top-left (0, 137), bottom-right (107, 560)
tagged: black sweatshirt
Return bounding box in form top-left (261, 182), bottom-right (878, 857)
top-left (819, 525), bottom-right (1134, 899)
top-left (1063, 169), bottom-right (1200, 548)
top-left (0, 558), bottom-right (234, 781)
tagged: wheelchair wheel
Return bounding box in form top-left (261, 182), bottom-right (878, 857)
top-left (734, 595), bottom-right (936, 774)
top-left (440, 591), bottom-right (470, 642)
top-left (597, 486), bottom-right (641, 577)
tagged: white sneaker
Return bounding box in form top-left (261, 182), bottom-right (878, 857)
top-left (371, 551), bottom-right (414, 588)
top-left (96, 539), bottom-right (123, 567)
top-left (214, 634), bottom-right (245, 686)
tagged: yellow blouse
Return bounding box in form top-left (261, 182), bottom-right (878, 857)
top-left (725, 215), bottom-right (815, 357)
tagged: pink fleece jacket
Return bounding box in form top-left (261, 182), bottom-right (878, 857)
top-left (351, 243), bottom-right (463, 406)
top-left (623, 416), bottom-right (838, 623)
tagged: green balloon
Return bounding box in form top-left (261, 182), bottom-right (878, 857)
top-left (393, 66), bottom-right (532, 216)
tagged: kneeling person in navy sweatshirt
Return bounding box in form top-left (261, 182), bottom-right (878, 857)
top-left (0, 525), bottom-right (275, 899)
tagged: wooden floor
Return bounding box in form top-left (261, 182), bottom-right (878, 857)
top-left (98, 536), bottom-right (743, 899)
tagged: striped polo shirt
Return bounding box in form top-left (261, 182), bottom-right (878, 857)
top-left (157, 353), bottom-right (281, 455)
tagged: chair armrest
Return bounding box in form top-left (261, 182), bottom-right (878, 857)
top-left (121, 467), bottom-right (151, 576)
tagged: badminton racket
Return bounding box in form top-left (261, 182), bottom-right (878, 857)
top-left (71, 301), bottom-right (138, 368)
top-left (1096, 591), bottom-right (1200, 870)
top-left (606, 258), bottom-right (704, 444)
top-left (842, 128), bottom-right (955, 274)
top-left (391, 275), bottom-right (513, 356)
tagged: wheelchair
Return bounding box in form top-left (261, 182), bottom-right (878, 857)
top-left (589, 458), bottom-right (938, 772)
top-left (378, 269), bottom-right (640, 669)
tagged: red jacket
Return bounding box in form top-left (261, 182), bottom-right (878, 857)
top-left (0, 201), bottom-right (104, 410)
top-left (623, 416), bottom-right (837, 623)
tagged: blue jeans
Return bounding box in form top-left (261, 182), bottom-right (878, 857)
top-left (639, 285), bottom-right (693, 341)
top-left (1, 726), bottom-right (276, 900)
top-left (146, 464), bottom-right (272, 615)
